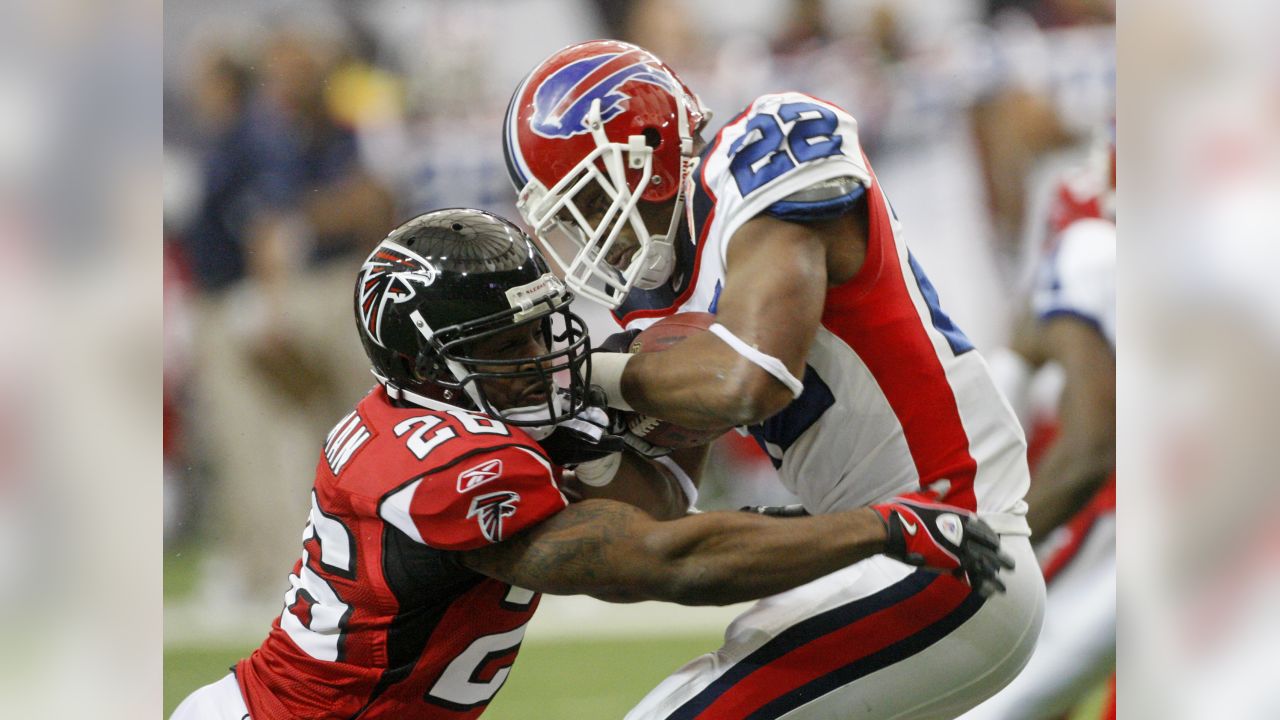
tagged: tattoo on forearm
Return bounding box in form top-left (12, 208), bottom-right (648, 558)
top-left (466, 501), bottom-right (642, 592)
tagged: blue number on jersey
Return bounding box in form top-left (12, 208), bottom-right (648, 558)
top-left (728, 102), bottom-right (844, 196)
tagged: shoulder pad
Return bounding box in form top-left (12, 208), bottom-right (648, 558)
top-left (765, 175), bottom-right (868, 222)
top-left (377, 443), bottom-right (566, 551)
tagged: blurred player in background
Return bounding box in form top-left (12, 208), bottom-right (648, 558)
top-left (170, 208), bottom-right (1011, 720)
top-left (175, 28), bottom-right (395, 610)
top-left (503, 40), bottom-right (1041, 719)
top-left (965, 128), bottom-right (1116, 720)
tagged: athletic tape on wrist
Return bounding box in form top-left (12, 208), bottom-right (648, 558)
top-left (707, 323), bottom-right (804, 398)
top-left (591, 352), bottom-right (635, 411)
top-left (653, 455), bottom-right (699, 510)
top-left (574, 452), bottom-right (622, 487)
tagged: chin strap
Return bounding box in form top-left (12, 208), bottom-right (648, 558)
top-left (633, 92), bottom-right (701, 291)
top-left (633, 227), bottom-right (677, 290)
top-left (409, 309), bottom-right (488, 411)
top-left (502, 393), bottom-right (576, 441)
top-left (377, 374), bottom-right (470, 414)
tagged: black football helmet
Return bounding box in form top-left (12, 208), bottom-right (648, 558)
top-left (354, 208), bottom-right (592, 425)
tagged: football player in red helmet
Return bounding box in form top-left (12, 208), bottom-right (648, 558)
top-left (505, 40), bottom-right (1043, 719)
top-left (503, 40), bottom-right (707, 306)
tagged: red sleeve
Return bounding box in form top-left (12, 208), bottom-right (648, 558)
top-left (378, 443), bottom-right (568, 551)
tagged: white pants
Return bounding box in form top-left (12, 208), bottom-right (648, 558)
top-left (958, 514), bottom-right (1116, 720)
top-left (626, 535), bottom-right (1045, 720)
top-left (170, 673), bottom-right (249, 720)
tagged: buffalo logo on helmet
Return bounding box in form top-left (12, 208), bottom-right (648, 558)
top-left (466, 491), bottom-right (521, 543)
top-left (528, 51), bottom-right (676, 140)
top-left (356, 242), bottom-right (439, 347)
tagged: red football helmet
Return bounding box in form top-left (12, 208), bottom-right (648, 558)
top-left (503, 40), bottom-right (706, 308)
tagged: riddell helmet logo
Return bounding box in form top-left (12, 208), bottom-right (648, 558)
top-left (457, 459), bottom-right (504, 493)
top-left (356, 242), bottom-right (439, 346)
top-left (467, 491), bottom-right (521, 543)
top-left (529, 51), bottom-right (675, 139)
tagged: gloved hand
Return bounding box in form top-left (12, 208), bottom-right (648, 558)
top-left (871, 499), bottom-right (1014, 597)
top-left (539, 423), bottom-right (624, 467)
top-left (594, 328), bottom-right (640, 354)
top-left (536, 389), bottom-right (626, 467)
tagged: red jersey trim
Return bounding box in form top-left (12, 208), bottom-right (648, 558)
top-left (820, 167), bottom-right (979, 512)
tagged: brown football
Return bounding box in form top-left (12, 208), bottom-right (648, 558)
top-left (625, 312), bottom-right (725, 449)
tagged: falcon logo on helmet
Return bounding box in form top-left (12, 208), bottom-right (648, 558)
top-left (466, 491), bottom-right (521, 543)
top-left (529, 51), bottom-right (676, 140)
top-left (356, 243), bottom-right (439, 347)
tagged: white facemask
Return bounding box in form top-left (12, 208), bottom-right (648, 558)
top-left (517, 98), bottom-right (697, 309)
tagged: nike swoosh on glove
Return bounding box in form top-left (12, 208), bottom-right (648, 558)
top-left (871, 499), bottom-right (1015, 597)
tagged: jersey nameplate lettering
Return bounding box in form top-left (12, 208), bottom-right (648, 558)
top-left (325, 411), bottom-right (371, 476)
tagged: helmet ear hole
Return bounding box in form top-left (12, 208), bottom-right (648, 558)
top-left (642, 127), bottom-right (661, 148)
top-left (411, 348), bottom-right (442, 383)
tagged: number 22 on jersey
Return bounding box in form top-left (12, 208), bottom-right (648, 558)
top-left (728, 101), bottom-right (844, 196)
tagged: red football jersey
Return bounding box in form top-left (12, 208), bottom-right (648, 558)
top-left (235, 386), bottom-right (568, 719)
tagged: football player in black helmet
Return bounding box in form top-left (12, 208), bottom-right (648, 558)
top-left (355, 208), bottom-right (594, 429)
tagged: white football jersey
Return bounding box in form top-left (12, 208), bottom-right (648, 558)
top-left (612, 92), bottom-right (1030, 532)
top-left (1033, 218), bottom-right (1117, 349)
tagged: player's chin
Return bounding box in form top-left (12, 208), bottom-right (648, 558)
top-left (475, 385), bottom-right (532, 413)
top-left (510, 382), bottom-right (553, 408)
top-left (604, 238), bottom-right (640, 267)
top-left (514, 392), bottom-right (551, 409)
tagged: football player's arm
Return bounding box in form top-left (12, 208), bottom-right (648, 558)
top-left (459, 499), bottom-right (889, 605)
top-left (618, 214), bottom-right (845, 430)
top-left (1024, 316), bottom-right (1116, 539)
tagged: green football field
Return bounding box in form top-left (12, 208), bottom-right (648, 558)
top-left (164, 551), bottom-right (1106, 718)
top-left (164, 634), bottom-right (1106, 718)
top-left (164, 633), bottom-right (722, 718)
